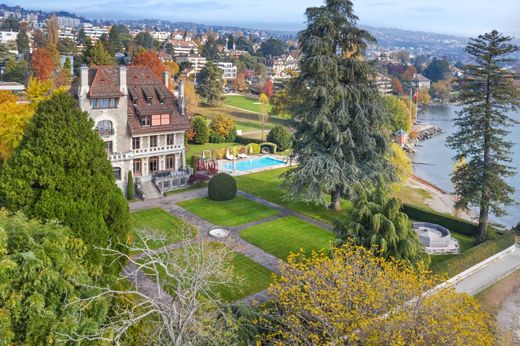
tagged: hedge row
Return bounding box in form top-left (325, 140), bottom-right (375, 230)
top-left (235, 136), bottom-right (263, 145)
top-left (431, 232), bottom-right (515, 278)
top-left (402, 203), bottom-right (478, 236)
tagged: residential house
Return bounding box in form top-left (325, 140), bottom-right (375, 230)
top-left (267, 54), bottom-right (299, 78)
top-left (176, 55), bottom-right (207, 75)
top-left (150, 31), bottom-right (171, 41)
top-left (164, 39), bottom-right (199, 56)
top-left (217, 62), bottom-right (237, 80)
top-left (0, 30), bottom-right (17, 44)
top-left (374, 73), bottom-right (393, 96)
top-left (75, 65), bottom-right (191, 197)
top-left (412, 73), bottom-right (431, 90)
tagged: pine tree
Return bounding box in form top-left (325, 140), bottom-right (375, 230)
top-left (447, 31), bottom-right (519, 240)
top-left (0, 93), bottom-right (130, 275)
top-left (16, 28), bottom-right (30, 55)
top-left (283, 0), bottom-right (390, 210)
top-left (127, 170), bottom-right (134, 200)
top-left (196, 61), bottom-right (224, 106)
top-left (88, 40), bottom-right (115, 66)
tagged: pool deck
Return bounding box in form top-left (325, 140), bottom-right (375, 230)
top-left (218, 155), bottom-right (294, 176)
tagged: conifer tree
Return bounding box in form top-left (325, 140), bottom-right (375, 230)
top-left (447, 31), bottom-right (519, 240)
top-left (0, 93), bottom-right (130, 275)
top-left (196, 61), bottom-right (224, 106)
top-left (284, 0), bottom-right (390, 210)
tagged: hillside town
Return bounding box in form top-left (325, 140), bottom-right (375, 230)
top-left (1, 1), bottom-right (520, 345)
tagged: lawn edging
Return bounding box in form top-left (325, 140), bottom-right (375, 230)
top-left (402, 203), bottom-right (478, 236)
top-left (431, 232), bottom-right (515, 277)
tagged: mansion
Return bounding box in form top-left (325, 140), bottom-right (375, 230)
top-left (76, 65), bottom-right (190, 197)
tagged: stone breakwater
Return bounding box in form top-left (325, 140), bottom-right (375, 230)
top-left (416, 125), bottom-right (443, 141)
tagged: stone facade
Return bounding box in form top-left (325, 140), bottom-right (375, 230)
top-left (76, 65), bottom-right (190, 195)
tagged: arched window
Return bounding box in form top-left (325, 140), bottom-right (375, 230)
top-left (113, 167), bottom-right (122, 180)
top-left (96, 120), bottom-right (114, 136)
top-left (149, 156), bottom-right (159, 174)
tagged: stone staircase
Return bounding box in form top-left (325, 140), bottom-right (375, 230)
top-left (141, 180), bottom-right (162, 200)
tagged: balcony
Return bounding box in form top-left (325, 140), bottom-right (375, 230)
top-left (97, 129), bottom-right (114, 137)
top-left (108, 152), bottom-right (133, 162)
top-left (132, 144), bottom-right (184, 157)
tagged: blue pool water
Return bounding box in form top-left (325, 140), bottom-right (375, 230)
top-left (223, 157), bottom-right (285, 172)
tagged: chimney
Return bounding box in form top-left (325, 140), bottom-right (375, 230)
top-left (119, 65), bottom-right (127, 95)
top-left (80, 64), bottom-right (89, 96)
top-left (177, 79), bottom-right (186, 116)
top-left (162, 70), bottom-right (169, 88)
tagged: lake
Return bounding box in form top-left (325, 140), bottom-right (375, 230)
top-left (411, 104), bottom-right (520, 228)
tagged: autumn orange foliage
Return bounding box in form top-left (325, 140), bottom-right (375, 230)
top-left (31, 48), bottom-right (55, 81)
top-left (131, 51), bottom-right (166, 79)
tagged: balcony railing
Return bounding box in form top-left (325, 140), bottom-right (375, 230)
top-left (132, 144), bottom-right (183, 156)
top-left (97, 129), bottom-right (114, 137)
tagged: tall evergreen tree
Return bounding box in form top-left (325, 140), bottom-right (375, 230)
top-left (16, 28), bottom-right (30, 55)
top-left (447, 31), bottom-right (519, 240)
top-left (0, 93), bottom-right (130, 276)
top-left (283, 0), bottom-right (390, 210)
top-left (196, 61), bottom-right (224, 106)
top-left (88, 40), bottom-right (115, 66)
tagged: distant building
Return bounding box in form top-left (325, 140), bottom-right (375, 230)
top-left (374, 73), bottom-right (393, 96)
top-left (82, 24), bottom-right (108, 43)
top-left (150, 31), bottom-right (171, 41)
top-left (217, 62), bottom-right (237, 80)
top-left (75, 65), bottom-right (190, 195)
top-left (0, 81), bottom-right (25, 92)
top-left (158, 50), bottom-right (174, 63)
top-left (176, 55), bottom-right (207, 75)
top-left (394, 129), bottom-right (409, 146)
top-left (412, 73), bottom-right (431, 89)
top-left (57, 16), bottom-right (80, 29)
top-left (164, 39), bottom-right (199, 56)
top-left (267, 54), bottom-right (299, 79)
top-left (0, 31), bottom-right (17, 44)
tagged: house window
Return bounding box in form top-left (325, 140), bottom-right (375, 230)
top-left (165, 154), bottom-right (175, 170)
top-left (91, 98), bottom-right (118, 109)
top-left (167, 134), bottom-right (174, 145)
top-left (133, 159), bottom-right (142, 176)
top-left (105, 141), bottom-right (113, 154)
top-left (141, 116), bottom-right (151, 126)
top-left (132, 137), bottom-right (140, 150)
top-left (151, 114), bottom-right (171, 126)
top-left (149, 156), bottom-right (159, 173)
top-left (150, 135), bottom-right (158, 148)
top-left (96, 120), bottom-right (114, 136)
top-left (113, 167), bottom-right (121, 180)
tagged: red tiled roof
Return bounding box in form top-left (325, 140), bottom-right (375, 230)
top-left (88, 67), bottom-right (124, 98)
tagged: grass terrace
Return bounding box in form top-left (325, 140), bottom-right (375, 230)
top-left (131, 208), bottom-right (196, 249)
top-left (177, 195), bottom-right (279, 227)
top-left (235, 167), bottom-right (351, 224)
top-left (225, 95), bottom-right (273, 113)
top-left (240, 216), bottom-right (336, 260)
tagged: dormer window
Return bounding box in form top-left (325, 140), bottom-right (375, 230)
top-left (142, 87), bottom-right (153, 105)
top-left (141, 115), bottom-right (151, 127)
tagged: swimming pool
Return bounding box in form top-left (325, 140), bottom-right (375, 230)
top-left (223, 157), bottom-right (286, 172)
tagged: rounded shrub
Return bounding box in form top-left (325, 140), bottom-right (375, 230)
top-left (208, 173), bottom-right (237, 201)
top-left (267, 125), bottom-right (293, 151)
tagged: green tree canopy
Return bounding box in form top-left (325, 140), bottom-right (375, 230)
top-left (16, 28), bottom-right (30, 54)
top-left (201, 35), bottom-right (220, 61)
top-left (0, 93), bottom-right (130, 275)
top-left (87, 40), bottom-right (115, 66)
top-left (260, 38), bottom-right (287, 57)
top-left (135, 32), bottom-right (154, 50)
top-left (196, 61), bottom-right (224, 106)
top-left (447, 31), bottom-right (519, 240)
top-left (0, 211), bottom-right (109, 344)
top-left (283, 0), bottom-right (391, 210)
top-left (334, 179), bottom-right (428, 266)
top-left (384, 95), bottom-right (411, 132)
top-left (423, 58), bottom-right (450, 82)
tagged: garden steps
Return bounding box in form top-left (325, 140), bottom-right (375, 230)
top-left (141, 180), bottom-right (162, 200)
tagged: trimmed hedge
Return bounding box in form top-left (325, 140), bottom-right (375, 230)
top-left (208, 173), bottom-right (237, 201)
top-left (431, 232), bottom-right (515, 278)
top-left (235, 136), bottom-right (263, 145)
top-left (402, 203), bottom-right (478, 236)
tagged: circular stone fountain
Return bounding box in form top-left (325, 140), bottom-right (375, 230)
top-left (209, 228), bottom-right (230, 238)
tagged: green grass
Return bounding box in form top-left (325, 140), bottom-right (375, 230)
top-left (240, 216), bottom-right (336, 260)
top-left (225, 95), bottom-right (273, 113)
top-left (429, 232), bottom-right (479, 266)
top-left (164, 182), bottom-right (208, 196)
top-left (212, 252), bottom-right (274, 302)
top-left (235, 168), bottom-right (351, 225)
top-left (177, 195), bottom-right (279, 226)
top-left (392, 185), bottom-right (433, 210)
top-left (186, 142), bottom-right (239, 164)
top-left (131, 208), bottom-right (195, 249)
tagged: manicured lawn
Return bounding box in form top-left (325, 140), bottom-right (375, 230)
top-left (392, 185), bottom-right (433, 210)
top-left (212, 252), bottom-right (274, 302)
top-left (131, 208), bottom-right (195, 249)
top-left (235, 168), bottom-right (351, 224)
top-left (186, 142), bottom-right (239, 165)
top-left (240, 216), bottom-right (336, 260)
top-left (429, 232), bottom-right (479, 266)
top-left (225, 95), bottom-right (272, 113)
top-left (195, 104), bottom-right (280, 133)
top-left (178, 195), bottom-right (279, 226)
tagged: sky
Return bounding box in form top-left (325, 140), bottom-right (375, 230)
top-left (3, 0), bottom-right (520, 37)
